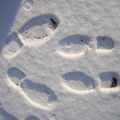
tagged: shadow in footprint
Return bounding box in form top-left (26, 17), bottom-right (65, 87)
top-left (8, 67), bottom-right (25, 79)
top-left (99, 72), bottom-right (120, 88)
top-left (21, 79), bottom-right (58, 102)
top-left (18, 13), bottom-right (59, 47)
top-left (0, 107), bottom-right (18, 120)
top-left (59, 34), bottom-right (90, 45)
top-left (96, 36), bottom-right (114, 52)
top-left (25, 115), bottom-right (39, 120)
top-left (2, 33), bottom-right (23, 59)
top-left (57, 34), bottom-right (91, 59)
top-left (63, 71), bottom-right (96, 90)
top-left (7, 67), bottom-right (26, 86)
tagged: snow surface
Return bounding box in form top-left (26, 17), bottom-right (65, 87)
top-left (0, 0), bottom-right (120, 120)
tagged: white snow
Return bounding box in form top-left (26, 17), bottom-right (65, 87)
top-left (0, 0), bottom-right (120, 120)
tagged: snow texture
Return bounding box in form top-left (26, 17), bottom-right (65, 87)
top-left (0, 0), bottom-right (120, 120)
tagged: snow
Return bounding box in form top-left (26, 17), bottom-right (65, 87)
top-left (0, 0), bottom-right (120, 120)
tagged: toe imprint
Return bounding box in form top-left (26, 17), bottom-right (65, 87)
top-left (99, 71), bottom-right (120, 89)
top-left (7, 67), bottom-right (25, 88)
top-left (96, 36), bottom-right (114, 53)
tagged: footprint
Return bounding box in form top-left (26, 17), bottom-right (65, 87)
top-left (2, 33), bottom-right (23, 59)
top-left (23, 0), bottom-right (33, 11)
top-left (21, 79), bottom-right (58, 107)
top-left (18, 14), bottom-right (59, 47)
top-left (0, 107), bottom-right (18, 120)
top-left (96, 36), bottom-right (114, 53)
top-left (56, 34), bottom-right (91, 59)
top-left (25, 115), bottom-right (39, 120)
top-left (99, 72), bottom-right (120, 89)
top-left (7, 67), bottom-right (58, 110)
top-left (61, 71), bottom-right (96, 94)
